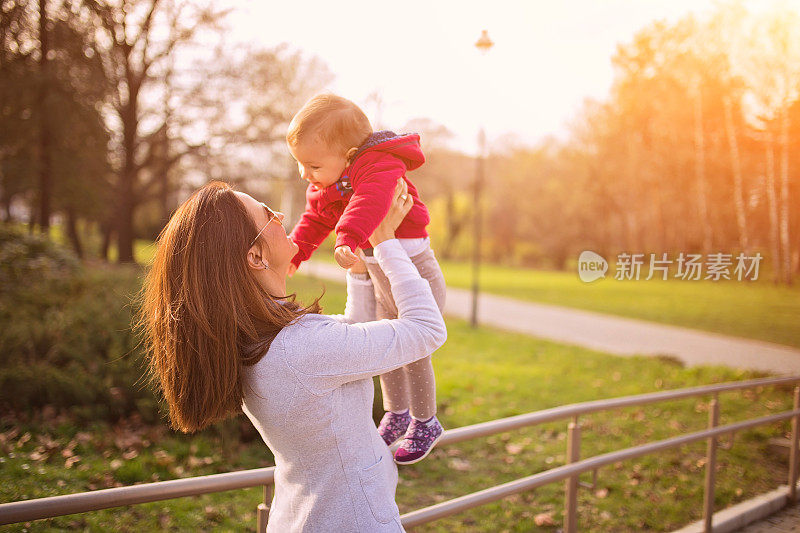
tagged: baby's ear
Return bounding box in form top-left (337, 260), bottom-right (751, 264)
top-left (345, 147), bottom-right (358, 163)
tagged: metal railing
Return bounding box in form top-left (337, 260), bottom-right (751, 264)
top-left (1, 375), bottom-right (799, 532)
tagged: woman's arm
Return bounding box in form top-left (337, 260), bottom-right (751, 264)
top-left (283, 180), bottom-right (447, 391)
top-left (284, 239), bottom-right (446, 390)
top-left (326, 269), bottom-right (376, 325)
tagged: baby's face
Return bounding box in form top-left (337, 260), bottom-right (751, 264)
top-left (288, 137), bottom-right (349, 190)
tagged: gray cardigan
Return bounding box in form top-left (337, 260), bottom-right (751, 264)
top-left (242, 239), bottom-right (447, 532)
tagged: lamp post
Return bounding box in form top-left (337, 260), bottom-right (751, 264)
top-left (471, 30), bottom-right (493, 328)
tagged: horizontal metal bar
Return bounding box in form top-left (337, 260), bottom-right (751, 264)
top-left (435, 375), bottom-right (800, 447)
top-left (3, 375), bottom-right (797, 526)
top-left (0, 467), bottom-right (275, 525)
top-left (400, 409), bottom-right (800, 528)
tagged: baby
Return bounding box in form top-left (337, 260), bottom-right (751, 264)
top-left (286, 94), bottom-right (447, 464)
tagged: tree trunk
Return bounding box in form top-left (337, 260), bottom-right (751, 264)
top-left (116, 92), bottom-right (138, 263)
top-left (651, 181), bottom-right (668, 253)
top-left (65, 208), bottom-right (83, 258)
top-left (101, 220), bottom-right (112, 261)
top-left (723, 96), bottom-right (749, 253)
top-left (0, 189), bottom-right (12, 222)
top-left (693, 86), bottom-right (712, 254)
top-left (441, 190), bottom-right (465, 260)
top-left (442, 192), bottom-right (455, 259)
top-left (623, 131), bottom-right (640, 252)
top-left (38, 0), bottom-right (52, 233)
top-left (778, 109), bottom-right (792, 285)
top-left (117, 179), bottom-right (135, 263)
top-left (764, 132), bottom-right (781, 283)
top-left (159, 167), bottom-right (169, 229)
top-left (279, 178), bottom-right (295, 228)
top-left (27, 205), bottom-right (36, 232)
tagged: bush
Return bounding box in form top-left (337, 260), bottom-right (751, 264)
top-left (0, 225), bottom-right (153, 421)
top-left (0, 225), bottom-right (379, 439)
top-left (0, 225), bottom-right (81, 285)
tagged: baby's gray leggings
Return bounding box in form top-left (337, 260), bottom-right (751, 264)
top-left (364, 246), bottom-right (447, 420)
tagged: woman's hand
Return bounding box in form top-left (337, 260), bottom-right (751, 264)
top-left (369, 179), bottom-right (413, 247)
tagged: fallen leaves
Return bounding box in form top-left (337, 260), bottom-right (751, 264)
top-left (28, 451), bottom-right (47, 461)
top-left (121, 449), bottom-right (138, 460)
top-left (448, 458), bottom-right (471, 472)
top-left (505, 443), bottom-right (523, 455)
top-left (187, 456), bottom-right (215, 468)
top-left (534, 512), bottom-right (555, 526)
top-left (17, 432), bottom-right (31, 447)
top-left (0, 427), bottom-right (20, 446)
top-left (153, 450), bottom-right (175, 467)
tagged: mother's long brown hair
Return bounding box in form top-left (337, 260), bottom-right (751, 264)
top-left (139, 181), bottom-right (320, 433)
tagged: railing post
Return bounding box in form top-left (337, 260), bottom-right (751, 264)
top-left (789, 386), bottom-right (800, 504)
top-left (257, 485), bottom-right (272, 533)
top-left (702, 396), bottom-right (720, 533)
top-left (564, 416), bottom-right (581, 533)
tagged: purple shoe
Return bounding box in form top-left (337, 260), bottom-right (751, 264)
top-left (378, 410), bottom-right (412, 447)
top-left (394, 415), bottom-right (443, 465)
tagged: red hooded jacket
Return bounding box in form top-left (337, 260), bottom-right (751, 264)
top-left (289, 131), bottom-right (430, 268)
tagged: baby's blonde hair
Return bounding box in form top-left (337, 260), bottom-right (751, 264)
top-left (286, 94), bottom-right (373, 155)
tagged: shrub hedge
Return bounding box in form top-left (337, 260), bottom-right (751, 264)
top-left (0, 225), bottom-right (157, 422)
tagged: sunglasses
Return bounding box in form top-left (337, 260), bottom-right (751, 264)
top-left (249, 203), bottom-right (279, 247)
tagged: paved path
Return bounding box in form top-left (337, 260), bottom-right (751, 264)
top-left (736, 502), bottom-right (800, 532)
top-left (301, 261), bottom-right (800, 376)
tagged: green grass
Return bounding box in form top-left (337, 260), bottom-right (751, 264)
top-left (19, 223), bottom-right (156, 266)
top-left (96, 228), bottom-right (800, 349)
top-left (287, 275), bottom-right (792, 532)
top-left (3, 273), bottom-right (792, 532)
top-left (0, 417), bottom-right (269, 532)
top-left (305, 243), bottom-right (800, 349)
top-left (438, 259), bottom-right (800, 349)
top-left (28, 224), bottom-right (800, 348)
top-left (103, 239), bottom-right (156, 265)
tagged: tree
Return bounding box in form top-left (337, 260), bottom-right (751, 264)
top-left (38, 0), bottom-right (52, 231)
top-left (186, 43), bottom-right (333, 227)
top-left (79, 0), bottom-right (228, 262)
top-left (1, 0), bottom-right (109, 256)
top-left (735, 7), bottom-right (800, 284)
top-left (0, 1), bottom-right (39, 222)
top-left (399, 118), bottom-right (476, 260)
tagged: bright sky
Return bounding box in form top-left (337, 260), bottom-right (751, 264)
top-left (228, 0), bottom-right (800, 154)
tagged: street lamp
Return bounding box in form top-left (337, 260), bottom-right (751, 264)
top-left (475, 29), bottom-right (494, 52)
top-left (471, 30), bottom-right (493, 328)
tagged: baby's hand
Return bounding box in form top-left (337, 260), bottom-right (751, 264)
top-left (334, 245), bottom-right (359, 269)
top-left (287, 263), bottom-right (297, 277)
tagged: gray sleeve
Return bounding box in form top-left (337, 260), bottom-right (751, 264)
top-left (285, 240), bottom-right (446, 391)
top-left (328, 272), bottom-right (376, 325)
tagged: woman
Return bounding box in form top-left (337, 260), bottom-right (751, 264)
top-left (140, 179), bottom-right (446, 532)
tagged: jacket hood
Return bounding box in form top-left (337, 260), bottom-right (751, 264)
top-left (350, 130), bottom-right (425, 171)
